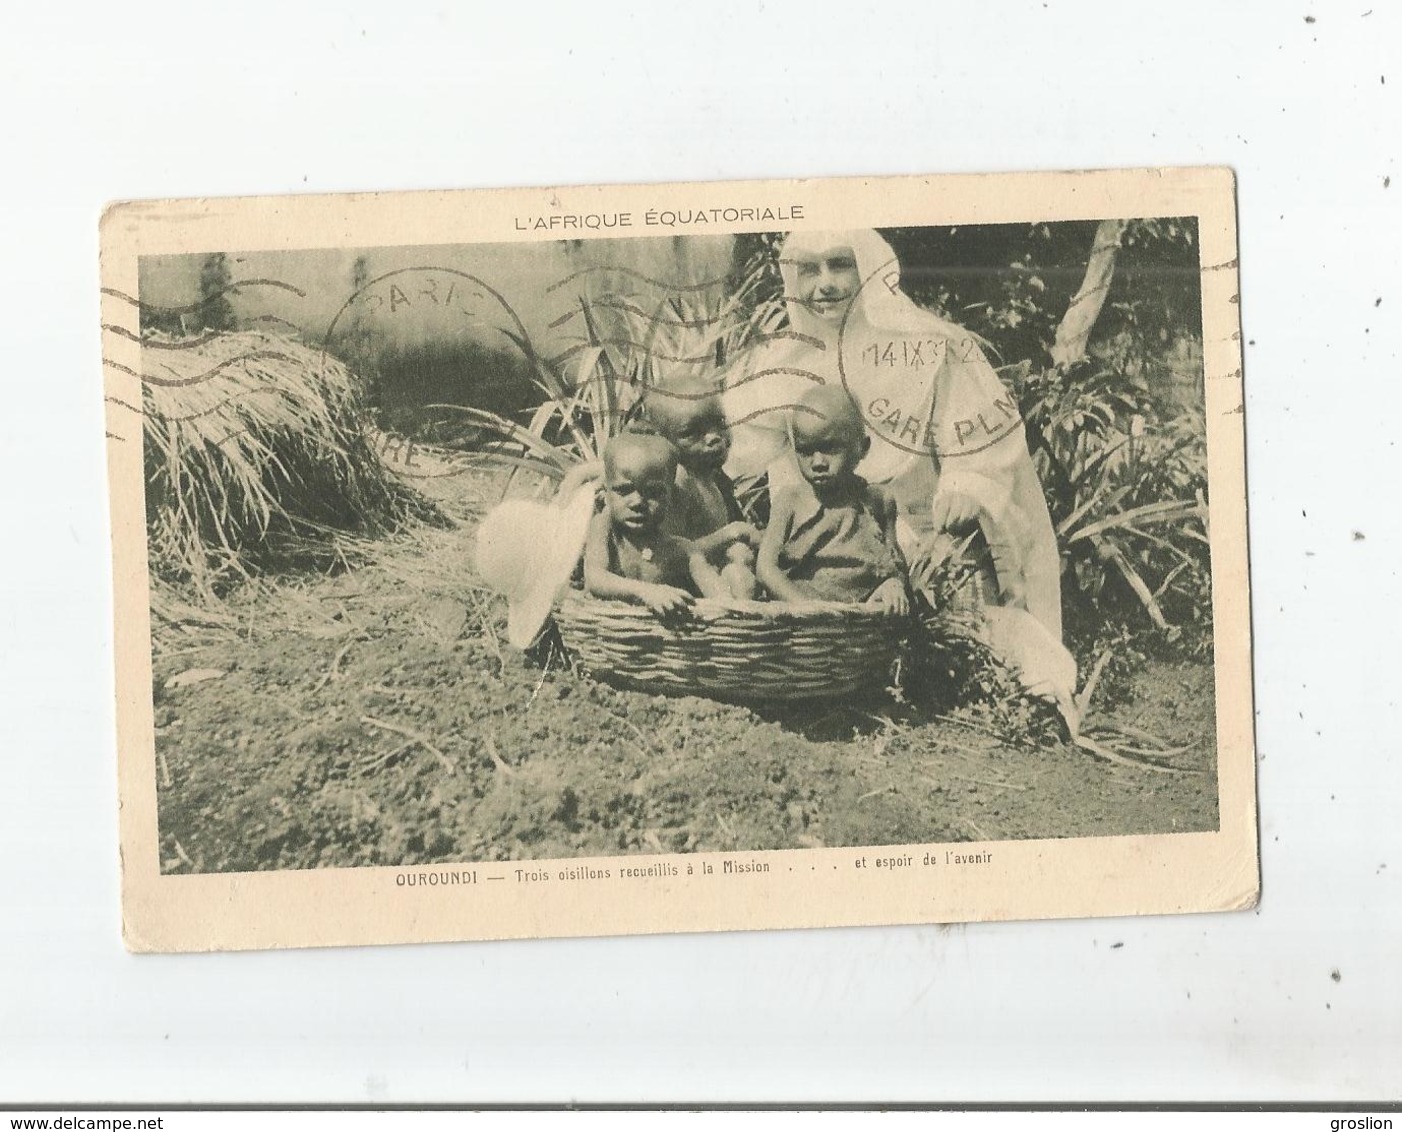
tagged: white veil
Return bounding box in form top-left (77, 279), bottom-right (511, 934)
top-left (723, 229), bottom-right (1064, 641)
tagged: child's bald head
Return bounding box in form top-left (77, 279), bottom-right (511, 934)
top-left (602, 433), bottom-right (677, 533)
top-left (603, 432), bottom-right (677, 484)
top-left (789, 386), bottom-right (870, 493)
top-left (791, 386), bottom-right (865, 447)
top-left (642, 379), bottom-right (731, 472)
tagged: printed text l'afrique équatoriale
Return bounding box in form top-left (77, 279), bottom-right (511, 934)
top-left (513, 205), bottom-right (804, 232)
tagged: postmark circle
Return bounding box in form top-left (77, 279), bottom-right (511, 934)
top-left (319, 265), bottom-right (539, 386)
top-left (836, 255), bottom-right (1024, 462)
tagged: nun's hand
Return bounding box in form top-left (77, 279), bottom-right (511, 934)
top-left (931, 490), bottom-right (981, 534)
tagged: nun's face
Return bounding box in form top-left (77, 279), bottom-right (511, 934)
top-left (792, 245), bottom-right (860, 324)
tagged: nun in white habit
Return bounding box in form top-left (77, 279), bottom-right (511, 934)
top-left (723, 230), bottom-right (1075, 717)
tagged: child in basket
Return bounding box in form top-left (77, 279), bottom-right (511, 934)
top-left (582, 433), bottom-right (706, 617)
top-left (642, 379), bottom-right (759, 600)
top-left (756, 386), bottom-right (911, 615)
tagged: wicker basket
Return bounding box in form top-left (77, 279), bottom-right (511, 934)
top-left (554, 589), bottom-right (904, 703)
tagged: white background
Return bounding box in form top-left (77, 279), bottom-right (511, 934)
top-left (1, 0), bottom-right (1398, 1105)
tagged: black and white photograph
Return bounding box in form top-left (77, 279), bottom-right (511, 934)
top-left (101, 169), bottom-right (1255, 951)
top-left (11, 0), bottom-right (1400, 1108)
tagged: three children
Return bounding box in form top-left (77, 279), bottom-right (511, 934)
top-left (568, 380), bottom-right (1075, 732)
top-left (584, 382), bottom-right (910, 617)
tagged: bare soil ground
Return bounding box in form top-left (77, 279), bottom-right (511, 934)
top-left (151, 454), bottom-right (1219, 874)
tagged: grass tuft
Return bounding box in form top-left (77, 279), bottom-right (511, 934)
top-left (142, 330), bottom-right (437, 596)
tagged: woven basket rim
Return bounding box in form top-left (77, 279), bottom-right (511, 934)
top-left (557, 587), bottom-right (899, 625)
top-left (553, 588), bottom-right (904, 702)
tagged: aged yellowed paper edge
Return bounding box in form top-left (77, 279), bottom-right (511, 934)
top-left (101, 166), bottom-right (1256, 952)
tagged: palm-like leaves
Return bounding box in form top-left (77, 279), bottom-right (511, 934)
top-left (1017, 360), bottom-right (1210, 634)
top-left (466, 250), bottom-right (786, 486)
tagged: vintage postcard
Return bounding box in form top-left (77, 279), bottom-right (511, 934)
top-left (101, 167), bottom-right (1257, 952)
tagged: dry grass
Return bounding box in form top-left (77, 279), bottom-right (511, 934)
top-left (142, 330), bottom-right (436, 596)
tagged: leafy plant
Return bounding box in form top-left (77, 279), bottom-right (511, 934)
top-left (443, 247), bottom-right (787, 490)
top-left (899, 542), bottom-right (1066, 745)
top-left (1013, 359), bottom-right (1211, 644)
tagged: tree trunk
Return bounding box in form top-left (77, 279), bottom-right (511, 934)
top-left (1050, 219), bottom-right (1127, 367)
